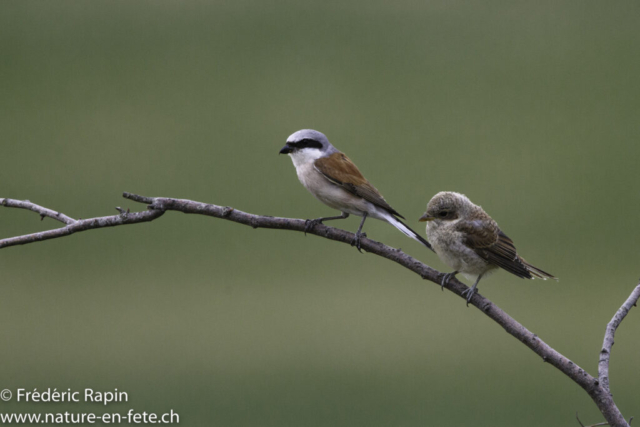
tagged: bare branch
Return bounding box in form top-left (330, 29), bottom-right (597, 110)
top-left (576, 412), bottom-right (629, 427)
top-left (577, 414), bottom-right (587, 427)
top-left (1, 198), bottom-right (76, 225)
top-left (122, 193), bottom-right (154, 204)
top-left (599, 281), bottom-right (640, 394)
top-left (0, 204), bottom-right (164, 249)
top-left (576, 413), bottom-right (610, 427)
top-left (1, 192), bottom-right (636, 426)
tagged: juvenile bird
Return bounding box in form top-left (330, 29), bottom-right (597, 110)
top-left (280, 129), bottom-right (433, 252)
top-left (419, 191), bottom-right (555, 304)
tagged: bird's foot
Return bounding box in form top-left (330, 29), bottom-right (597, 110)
top-left (440, 271), bottom-right (458, 291)
top-left (350, 232), bottom-right (367, 253)
top-left (461, 286), bottom-right (478, 306)
top-left (304, 218), bottom-right (323, 235)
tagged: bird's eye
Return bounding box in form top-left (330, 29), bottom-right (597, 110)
top-left (438, 211), bottom-right (448, 218)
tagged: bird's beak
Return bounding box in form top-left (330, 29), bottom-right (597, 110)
top-left (279, 144), bottom-right (293, 155)
top-left (418, 213), bottom-right (435, 222)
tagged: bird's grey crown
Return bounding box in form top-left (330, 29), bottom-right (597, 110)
top-left (286, 129), bottom-right (338, 155)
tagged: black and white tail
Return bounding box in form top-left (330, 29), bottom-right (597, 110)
top-left (384, 214), bottom-right (435, 252)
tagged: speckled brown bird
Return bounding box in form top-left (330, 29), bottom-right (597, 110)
top-left (280, 129), bottom-right (433, 252)
top-left (419, 191), bottom-right (556, 304)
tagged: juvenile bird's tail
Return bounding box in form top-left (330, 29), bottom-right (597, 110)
top-left (522, 259), bottom-right (557, 280)
top-left (384, 214), bottom-right (435, 252)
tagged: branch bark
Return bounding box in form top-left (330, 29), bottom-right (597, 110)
top-left (1, 197), bottom-right (76, 225)
top-left (1, 193), bottom-right (637, 426)
top-left (0, 197), bottom-right (164, 248)
top-left (599, 282), bottom-right (640, 394)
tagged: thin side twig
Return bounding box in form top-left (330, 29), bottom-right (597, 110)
top-left (0, 203), bottom-right (164, 249)
top-left (598, 281), bottom-right (640, 393)
top-left (577, 413), bottom-right (612, 427)
top-left (1, 198), bottom-right (76, 225)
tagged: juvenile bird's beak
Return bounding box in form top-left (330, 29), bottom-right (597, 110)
top-left (279, 144), bottom-right (293, 155)
top-left (418, 213), bottom-right (435, 222)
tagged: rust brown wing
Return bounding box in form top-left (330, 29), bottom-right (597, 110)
top-left (456, 218), bottom-right (533, 279)
top-left (314, 152), bottom-right (404, 218)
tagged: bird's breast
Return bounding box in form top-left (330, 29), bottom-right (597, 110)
top-left (295, 163), bottom-right (370, 215)
top-left (426, 222), bottom-right (490, 275)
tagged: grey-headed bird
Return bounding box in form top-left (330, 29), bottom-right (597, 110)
top-left (280, 129), bottom-right (433, 252)
top-left (419, 191), bottom-right (555, 304)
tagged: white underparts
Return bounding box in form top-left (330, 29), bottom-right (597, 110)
top-left (289, 148), bottom-right (324, 169)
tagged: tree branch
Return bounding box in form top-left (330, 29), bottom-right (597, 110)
top-left (1, 197), bottom-right (77, 225)
top-left (599, 281), bottom-right (640, 394)
top-left (1, 192), bottom-right (636, 426)
top-left (0, 197), bottom-right (164, 249)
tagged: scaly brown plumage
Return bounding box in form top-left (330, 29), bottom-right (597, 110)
top-left (419, 191), bottom-right (555, 304)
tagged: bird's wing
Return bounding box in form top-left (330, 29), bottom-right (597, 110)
top-left (456, 218), bottom-right (532, 279)
top-left (314, 152), bottom-right (403, 218)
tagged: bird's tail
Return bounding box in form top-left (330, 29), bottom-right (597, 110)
top-left (384, 214), bottom-right (435, 252)
top-left (522, 259), bottom-right (557, 280)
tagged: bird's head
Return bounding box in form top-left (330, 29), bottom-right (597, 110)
top-left (279, 129), bottom-right (337, 167)
top-left (419, 191), bottom-right (472, 223)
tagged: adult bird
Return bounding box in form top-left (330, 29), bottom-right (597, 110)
top-left (280, 129), bottom-right (433, 252)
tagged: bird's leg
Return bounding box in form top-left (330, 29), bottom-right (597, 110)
top-left (304, 212), bottom-right (349, 235)
top-left (351, 213), bottom-right (368, 253)
top-left (441, 271), bottom-right (459, 291)
top-left (461, 273), bottom-right (484, 306)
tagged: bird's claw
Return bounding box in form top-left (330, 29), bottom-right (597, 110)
top-left (351, 232), bottom-right (365, 253)
top-left (440, 271), bottom-right (458, 291)
top-left (461, 286), bottom-right (477, 306)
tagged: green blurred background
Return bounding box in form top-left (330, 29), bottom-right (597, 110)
top-left (1, 1), bottom-right (639, 425)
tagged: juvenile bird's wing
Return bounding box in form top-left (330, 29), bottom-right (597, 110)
top-left (456, 218), bottom-right (533, 279)
top-left (314, 152), bottom-right (403, 218)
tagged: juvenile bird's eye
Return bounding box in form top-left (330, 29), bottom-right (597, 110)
top-left (438, 211), bottom-right (448, 218)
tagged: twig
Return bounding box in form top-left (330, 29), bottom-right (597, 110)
top-left (576, 413), bottom-right (587, 427)
top-left (1, 198), bottom-right (76, 225)
top-left (577, 412), bottom-right (612, 427)
top-left (0, 200), bottom-right (164, 249)
top-left (577, 412), bottom-right (587, 427)
top-left (0, 192), bottom-right (635, 427)
top-left (599, 280), bottom-right (640, 393)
